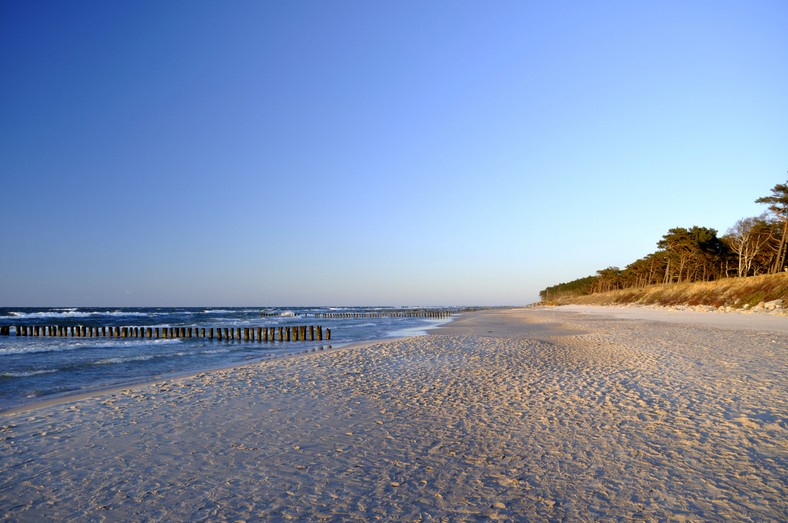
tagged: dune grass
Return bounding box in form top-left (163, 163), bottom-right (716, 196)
top-left (545, 272), bottom-right (788, 309)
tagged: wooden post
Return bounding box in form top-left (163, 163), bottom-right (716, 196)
top-left (209, 328), bottom-right (214, 340)
top-left (310, 325), bottom-right (315, 340)
top-left (326, 328), bottom-right (331, 340)
top-left (277, 327), bottom-right (283, 342)
top-left (317, 326), bottom-right (323, 341)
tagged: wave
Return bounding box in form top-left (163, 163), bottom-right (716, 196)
top-left (95, 354), bottom-right (157, 365)
top-left (0, 343), bottom-right (87, 356)
top-left (5, 310), bottom-right (156, 320)
top-left (94, 347), bottom-right (226, 365)
top-left (0, 338), bottom-right (182, 356)
top-left (0, 369), bottom-right (59, 378)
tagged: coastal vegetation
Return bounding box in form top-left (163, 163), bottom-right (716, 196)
top-left (541, 179), bottom-right (788, 307)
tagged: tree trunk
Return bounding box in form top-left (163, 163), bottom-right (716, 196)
top-left (772, 220), bottom-right (788, 273)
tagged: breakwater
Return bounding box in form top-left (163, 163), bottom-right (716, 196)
top-left (0, 306), bottom-right (469, 411)
top-left (2, 324), bottom-right (330, 342)
top-left (261, 307), bottom-right (486, 319)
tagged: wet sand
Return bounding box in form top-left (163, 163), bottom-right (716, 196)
top-left (1, 306), bottom-right (785, 521)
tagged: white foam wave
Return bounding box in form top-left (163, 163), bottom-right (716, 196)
top-left (6, 310), bottom-right (153, 320)
top-left (95, 355), bottom-right (156, 365)
top-left (1, 369), bottom-right (59, 378)
top-left (201, 348), bottom-right (231, 355)
top-left (0, 337), bottom-right (181, 355)
top-left (0, 344), bottom-right (84, 356)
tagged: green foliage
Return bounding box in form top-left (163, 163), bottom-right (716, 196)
top-left (539, 178), bottom-right (786, 302)
top-left (539, 276), bottom-right (596, 302)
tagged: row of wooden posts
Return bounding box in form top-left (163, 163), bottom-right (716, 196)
top-left (1, 325), bottom-right (330, 342)
top-left (315, 310), bottom-right (454, 319)
top-left (261, 310), bottom-right (459, 319)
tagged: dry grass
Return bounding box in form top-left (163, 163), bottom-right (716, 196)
top-left (548, 273), bottom-right (788, 309)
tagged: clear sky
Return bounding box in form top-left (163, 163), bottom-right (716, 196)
top-left (1, 1), bottom-right (786, 307)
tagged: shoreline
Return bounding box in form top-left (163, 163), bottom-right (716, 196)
top-left (1, 307), bottom-right (785, 521)
top-left (1, 315), bottom-right (457, 417)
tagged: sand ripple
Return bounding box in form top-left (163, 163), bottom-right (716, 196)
top-left (1, 309), bottom-right (785, 521)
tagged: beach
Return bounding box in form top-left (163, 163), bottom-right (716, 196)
top-left (1, 306), bottom-right (786, 521)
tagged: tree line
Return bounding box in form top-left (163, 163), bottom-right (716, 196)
top-left (540, 179), bottom-right (788, 302)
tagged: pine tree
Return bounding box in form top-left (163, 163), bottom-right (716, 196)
top-left (755, 179), bottom-right (788, 273)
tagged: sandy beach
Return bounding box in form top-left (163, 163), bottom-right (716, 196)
top-left (1, 306), bottom-right (785, 521)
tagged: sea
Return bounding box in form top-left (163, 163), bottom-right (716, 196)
top-left (0, 306), bottom-right (459, 412)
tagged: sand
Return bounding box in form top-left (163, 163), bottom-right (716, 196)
top-left (1, 306), bottom-right (785, 521)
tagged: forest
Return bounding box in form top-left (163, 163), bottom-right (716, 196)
top-left (540, 180), bottom-right (788, 302)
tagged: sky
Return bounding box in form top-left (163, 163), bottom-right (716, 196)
top-left (1, 1), bottom-right (786, 307)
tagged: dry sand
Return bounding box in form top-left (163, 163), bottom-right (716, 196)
top-left (1, 306), bottom-right (785, 521)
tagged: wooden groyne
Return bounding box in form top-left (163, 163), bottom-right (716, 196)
top-left (316, 310), bottom-right (453, 319)
top-left (261, 308), bottom-right (482, 319)
top-left (2, 325), bottom-right (330, 342)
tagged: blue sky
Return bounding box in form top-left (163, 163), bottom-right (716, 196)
top-left (1, 1), bottom-right (786, 306)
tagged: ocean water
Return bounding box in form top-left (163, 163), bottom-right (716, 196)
top-left (0, 306), bottom-right (457, 412)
